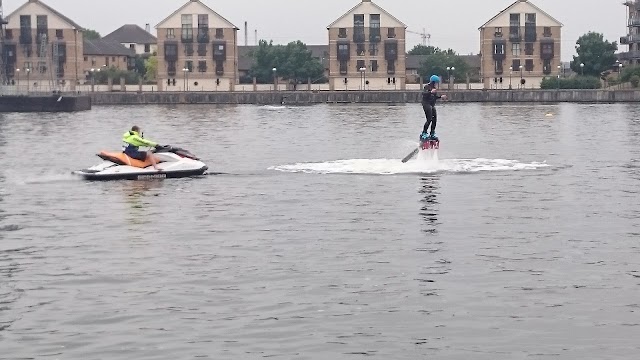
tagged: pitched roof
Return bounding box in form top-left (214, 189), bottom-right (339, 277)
top-left (237, 45), bottom-right (330, 71)
top-left (327, 0), bottom-right (407, 29)
top-left (103, 24), bottom-right (157, 44)
top-left (479, 0), bottom-right (563, 29)
top-left (83, 38), bottom-right (136, 56)
top-left (155, 0), bottom-right (239, 30)
top-left (6, 0), bottom-right (84, 30)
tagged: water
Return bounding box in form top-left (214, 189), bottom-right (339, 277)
top-left (1, 103), bottom-right (639, 359)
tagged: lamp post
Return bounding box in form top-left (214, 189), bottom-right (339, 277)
top-left (557, 65), bottom-right (561, 90)
top-left (182, 67), bottom-right (189, 91)
top-left (519, 65), bottom-right (523, 89)
top-left (272, 67), bottom-right (277, 91)
top-left (446, 66), bottom-right (455, 90)
top-left (26, 68), bottom-right (31, 92)
top-left (509, 66), bottom-right (512, 89)
top-left (15, 68), bottom-right (20, 90)
top-left (580, 63), bottom-right (584, 76)
top-left (359, 67), bottom-right (366, 90)
top-left (618, 62), bottom-right (624, 89)
top-left (90, 68), bottom-right (95, 92)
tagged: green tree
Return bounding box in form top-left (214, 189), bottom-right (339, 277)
top-left (144, 55), bottom-right (158, 81)
top-left (83, 29), bottom-right (101, 40)
top-left (417, 52), bottom-right (470, 83)
top-left (408, 45), bottom-right (456, 55)
top-left (249, 40), bottom-right (324, 85)
top-left (278, 41), bottom-right (324, 87)
top-left (248, 40), bottom-right (280, 83)
top-left (133, 55), bottom-right (147, 77)
top-left (571, 32), bottom-right (617, 77)
top-left (631, 75), bottom-right (640, 88)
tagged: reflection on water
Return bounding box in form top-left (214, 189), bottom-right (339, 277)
top-left (120, 180), bottom-right (165, 226)
top-left (419, 176), bottom-right (440, 232)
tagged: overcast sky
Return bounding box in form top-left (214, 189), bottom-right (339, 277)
top-left (7, 0), bottom-right (627, 61)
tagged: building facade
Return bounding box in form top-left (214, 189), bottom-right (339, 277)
top-left (155, 0), bottom-right (238, 91)
top-left (621, 1), bottom-right (640, 66)
top-left (4, 0), bottom-right (84, 90)
top-left (479, 0), bottom-right (562, 89)
top-left (103, 24), bottom-right (158, 57)
top-left (83, 38), bottom-right (135, 75)
top-left (327, 0), bottom-right (407, 91)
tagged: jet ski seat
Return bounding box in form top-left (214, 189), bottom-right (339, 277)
top-left (97, 151), bottom-right (163, 169)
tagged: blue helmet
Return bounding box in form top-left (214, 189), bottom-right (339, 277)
top-left (430, 75), bottom-right (441, 83)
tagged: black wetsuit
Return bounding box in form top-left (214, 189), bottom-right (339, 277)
top-left (421, 82), bottom-right (442, 135)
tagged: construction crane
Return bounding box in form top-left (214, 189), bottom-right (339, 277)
top-left (407, 28), bottom-right (431, 46)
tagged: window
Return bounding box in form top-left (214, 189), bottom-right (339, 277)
top-left (167, 61), bottom-right (176, 76)
top-left (145, 44), bottom-right (151, 53)
top-left (356, 59), bottom-right (365, 71)
top-left (37, 61), bottom-right (47, 73)
top-left (184, 43), bottom-right (194, 56)
top-left (198, 14), bottom-right (208, 28)
top-left (512, 59), bottom-right (521, 71)
top-left (91, 57), bottom-right (96, 66)
top-left (83, 56), bottom-right (88, 61)
top-left (215, 60), bottom-right (224, 75)
top-left (181, 14), bottom-right (193, 41)
top-left (543, 27), bottom-right (552, 37)
top-left (370, 60), bottom-right (378, 72)
top-left (509, 13), bottom-right (520, 26)
top-left (356, 43), bottom-right (365, 56)
top-left (495, 27), bottom-right (502, 37)
top-left (198, 60), bottom-right (207, 72)
top-left (36, 15), bottom-right (47, 28)
top-left (112, 57), bottom-right (116, 62)
top-left (5, 29), bottom-right (12, 39)
top-left (387, 62), bottom-right (396, 74)
top-left (339, 60), bottom-right (347, 74)
top-left (129, 44), bottom-right (135, 50)
top-left (369, 43), bottom-right (378, 56)
top-left (167, 29), bottom-right (175, 39)
top-left (338, 28), bottom-right (347, 38)
top-left (56, 29), bottom-right (63, 39)
top-left (543, 59), bottom-right (552, 74)
top-left (22, 45), bottom-right (32, 57)
top-left (20, 15), bottom-right (31, 29)
top-left (24, 61), bottom-right (32, 71)
top-left (541, 43), bottom-right (553, 56)
top-left (185, 60), bottom-right (193, 72)
top-left (512, 43), bottom-right (520, 56)
top-left (493, 43), bottom-right (505, 55)
top-left (495, 60), bottom-right (503, 74)
top-left (387, 28), bottom-right (396, 38)
top-left (105, 57), bottom-right (109, 66)
top-left (525, 43), bottom-right (534, 55)
top-left (370, 14), bottom-right (380, 28)
top-left (215, 28), bottom-right (224, 39)
top-left (353, 14), bottom-right (364, 27)
top-left (525, 59), bottom-right (534, 71)
top-left (197, 43), bottom-right (207, 56)
top-left (123, 57), bottom-right (127, 62)
top-left (525, 13), bottom-right (536, 24)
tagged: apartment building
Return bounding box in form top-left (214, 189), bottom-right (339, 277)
top-left (479, 0), bottom-right (562, 89)
top-left (4, 0), bottom-right (84, 89)
top-left (621, 1), bottom-right (640, 66)
top-left (327, 0), bottom-right (407, 90)
top-left (155, 0), bottom-right (238, 91)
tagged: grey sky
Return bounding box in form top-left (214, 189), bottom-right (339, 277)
top-left (7, 0), bottom-right (626, 61)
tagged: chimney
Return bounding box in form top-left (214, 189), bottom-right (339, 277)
top-left (244, 21), bottom-right (248, 46)
top-left (145, 23), bottom-right (150, 33)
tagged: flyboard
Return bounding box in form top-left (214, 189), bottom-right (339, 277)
top-left (401, 137), bottom-right (439, 163)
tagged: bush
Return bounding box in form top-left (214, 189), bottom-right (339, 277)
top-left (540, 76), bottom-right (601, 89)
top-left (631, 75), bottom-right (640, 88)
top-left (620, 65), bottom-right (640, 83)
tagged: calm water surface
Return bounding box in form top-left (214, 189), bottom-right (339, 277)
top-left (0, 103), bottom-right (639, 359)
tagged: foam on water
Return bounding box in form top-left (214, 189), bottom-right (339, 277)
top-left (270, 151), bottom-right (550, 175)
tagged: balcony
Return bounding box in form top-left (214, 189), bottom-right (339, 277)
top-left (197, 29), bottom-right (209, 43)
top-left (509, 32), bottom-right (521, 42)
top-left (215, 67), bottom-right (224, 76)
top-left (213, 41), bottom-right (226, 60)
top-left (369, 28), bottom-right (381, 43)
top-left (493, 52), bottom-right (506, 61)
top-left (353, 29), bottom-right (365, 43)
top-left (19, 31), bottom-right (32, 44)
top-left (181, 29), bottom-right (194, 43)
top-left (621, 36), bottom-right (630, 45)
top-left (619, 50), bottom-right (640, 60)
top-left (164, 42), bottom-right (178, 61)
top-left (543, 66), bottom-right (552, 75)
top-left (630, 17), bottom-right (640, 26)
top-left (168, 66), bottom-right (176, 77)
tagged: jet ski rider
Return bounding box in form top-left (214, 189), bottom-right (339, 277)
top-left (122, 126), bottom-right (161, 171)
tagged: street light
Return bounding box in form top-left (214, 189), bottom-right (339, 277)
top-left (359, 67), bottom-right (366, 90)
top-left (557, 65), bottom-right (561, 90)
top-left (182, 67), bottom-right (189, 91)
top-left (618, 62), bottom-right (624, 89)
top-left (26, 68), bottom-right (31, 92)
top-left (272, 67), bottom-right (277, 91)
top-left (509, 66), bottom-right (513, 89)
top-left (580, 63), bottom-right (584, 76)
top-left (519, 65), bottom-right (523, 89)
top-left (446, 66), bottom-right (455, 89)
top-left (15, 68), bottom-right (20, 90)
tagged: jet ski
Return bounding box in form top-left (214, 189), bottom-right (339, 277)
top-left (73, 145), bottom-right (208, 181)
